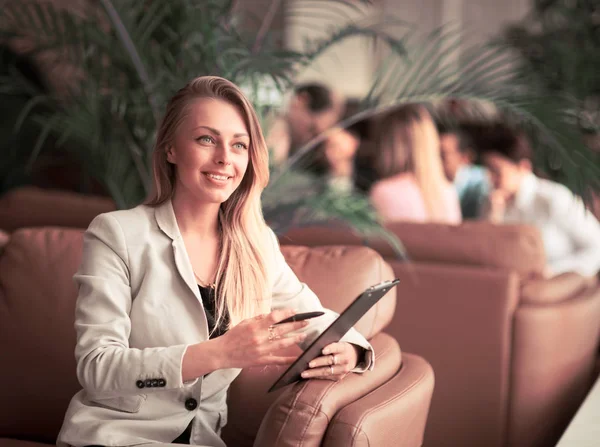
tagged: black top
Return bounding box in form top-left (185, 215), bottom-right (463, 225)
top-left (169, 286), bottom-right (230, 445)
top-left (198, 285), bottom-right (229, 339)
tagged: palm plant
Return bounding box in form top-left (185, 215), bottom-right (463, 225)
top-left (504, 0), bottom-right (600, 134)
top-left (1, 0), bottom-right (599, 253)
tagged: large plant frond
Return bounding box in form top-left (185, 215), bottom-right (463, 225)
top-left (262, 169), bottom-right (406, 258)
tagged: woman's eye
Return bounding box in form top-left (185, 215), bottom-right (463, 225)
top-left (197, 135), bottom-right (214, 144)
top-left (233, 142), bottom-right (248, 150)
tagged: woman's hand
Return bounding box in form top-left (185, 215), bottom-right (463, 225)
top-left (214, 308), bottom-right (309, 369)
top-left (300, 342), bottom-right (361, 381)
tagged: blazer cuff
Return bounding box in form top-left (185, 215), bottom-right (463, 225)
top-left (130, 343), bottom-right (194, 394)
top-left (340, 328), bottom-right (374, 373)
top-left (350, 344), bottom-right (374, 373)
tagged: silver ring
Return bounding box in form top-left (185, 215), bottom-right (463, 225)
top-left (330, 365), bottom-right (334, 375)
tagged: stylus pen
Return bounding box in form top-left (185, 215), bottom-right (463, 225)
top-left (274, 311), bottom-right (325, 325)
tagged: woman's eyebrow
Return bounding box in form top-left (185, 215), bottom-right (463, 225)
top-left (193, 125), bottom-right (249, 138)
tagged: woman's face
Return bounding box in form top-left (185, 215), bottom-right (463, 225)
top-left (167, 98), bottom-right (250, 205)
top-left (483, 152), bottom-right (530, 198)
top-left (324, 128), bottom-right (359, 166)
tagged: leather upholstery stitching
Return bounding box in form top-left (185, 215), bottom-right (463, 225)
top-left (272, 381), bottom-right (307, 446)
top-left (328, 423), bottom-right (369, 447)
top-left (296, 381), bottom-right (336, 445)
top-left (345, 367), bottom-right (429, 444)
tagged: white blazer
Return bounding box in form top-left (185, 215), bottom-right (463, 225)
top-left (57, 200), bottom-right (373, 447)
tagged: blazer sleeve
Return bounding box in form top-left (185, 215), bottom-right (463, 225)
top-left (73, 213), bottom-right (194, 400)
top-left (267, 229), bottom-right (374, 372)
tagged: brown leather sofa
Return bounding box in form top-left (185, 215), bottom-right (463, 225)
top-left (0, 227), bottom-right (434, 447)
top-left (279, 222), bottom-right (600, 447)
top-left (0, 187), bottom-right (116, 232)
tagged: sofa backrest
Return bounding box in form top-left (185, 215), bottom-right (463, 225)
top-left (280, 244), bottom-right (396, 339)
top-left (281, 221), bottom-right (546, 277)
top-left (0, 227), bottom-right (395, 443)
top-left (0, 186), bottom-right (116, 232)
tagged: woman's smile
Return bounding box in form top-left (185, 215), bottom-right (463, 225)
top-left (203, 171), bottom-right (233, 185)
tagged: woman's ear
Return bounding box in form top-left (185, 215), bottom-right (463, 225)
top-left (166, 146), bottom-right (176, 164)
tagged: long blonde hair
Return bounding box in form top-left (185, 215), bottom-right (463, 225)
top-left (146, 76), bottom-right (271, 328)
top-left (374, 104), bottom-right (450, 222)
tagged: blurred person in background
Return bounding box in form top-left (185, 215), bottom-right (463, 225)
top-left (479, 125), bottom-right (600, 277)
top-left (439, 126), bottom-right (489, 219)
top-left (301, 99), bottom-right (371, 195)
top-left (369, 104), bottom-right (461, 224)
top-left (312, 126), bottom-right (361, 194)
top-left (267, 82), bottom-right (346, 166)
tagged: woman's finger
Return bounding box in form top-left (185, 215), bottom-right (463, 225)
top-left (309, 351), bottom-right (351, 369)
top-left (265, 320), bottom-right (309, 339)
top-left (322, 342), bottom-right (347, 356)
top-left (258, 333), bottom-right (306, 354)
top-left (301, 364), bottom-right (348, 379)
top-left (264, 308), bottom-right (298, 326)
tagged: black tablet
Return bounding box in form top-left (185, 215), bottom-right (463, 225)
top-left (268, 278), bottom-right (400, 393)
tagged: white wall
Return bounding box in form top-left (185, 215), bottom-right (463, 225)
top-left (284, 0), bottom-right (378, 97)
top-left (285, 0), bottom-right (531, 97)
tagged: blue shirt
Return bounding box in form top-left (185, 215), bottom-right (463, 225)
top-left (454, 165), bottom-right (489, 219)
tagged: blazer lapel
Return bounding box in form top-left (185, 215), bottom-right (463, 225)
top-left (154, 200), bottom-right (203, 305)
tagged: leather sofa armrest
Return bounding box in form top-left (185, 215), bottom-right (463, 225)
top-left (508, 284), bottom-right (600, 447)
top-left (521, 272), bottom-right (599, 305)
top-left (254, 333), bottom-right (401, 447)
top-left (324, 352), bottom-right (435, 447)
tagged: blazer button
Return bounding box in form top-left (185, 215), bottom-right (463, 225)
top-left (185, 398), bottom-right (198, 411)
top-left (158, 379), bottom-right (166, 387)
top-left (151, 379), bottom-right (159, 387)
top-left (144, 379), bottom-right (153, 388)
top-left (136, 380), bottom-right (145, 389)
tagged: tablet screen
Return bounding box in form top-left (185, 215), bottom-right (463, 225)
top-left (268, 278), bottom-right (400, 393)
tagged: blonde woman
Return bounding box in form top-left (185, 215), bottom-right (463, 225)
top-left (369, 104), bottom-right (461, 224)
top-left (57, 77), bottom-right (372, 447)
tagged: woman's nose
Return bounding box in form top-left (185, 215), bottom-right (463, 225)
top-left (215, 145), bottom-right (232, 165)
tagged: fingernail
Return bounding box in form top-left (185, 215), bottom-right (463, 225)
top-left (309, 362), bottom-right (314, 367)
top-left (323, 349), bottom-right (330, 355)
top-left (301, 372), bottom-right (308, 378)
